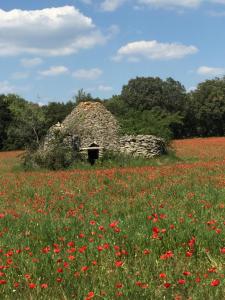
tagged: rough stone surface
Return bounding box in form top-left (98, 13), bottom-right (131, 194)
top-left (42, 101), bottom-right (167, 159)
top-left (62, 101), bottom-right (120, 151)
top-left (119, 135), bottom-right (166, 158)
top-left (43, 122), bottom-right (80, 152)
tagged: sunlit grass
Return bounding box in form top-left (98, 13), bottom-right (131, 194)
top-left (0, 138), bottom-right (225, 299)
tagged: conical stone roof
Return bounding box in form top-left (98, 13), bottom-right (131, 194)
top-left (62, 101), bottom-right (120, 150)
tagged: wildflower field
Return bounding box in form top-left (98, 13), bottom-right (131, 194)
top-left (0, 137), bottom-right (225, 300)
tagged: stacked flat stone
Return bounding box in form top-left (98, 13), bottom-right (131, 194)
top-left (119, 135), bottom-right (166, 158)
top-left (62, 101), bottom-right (120, 152)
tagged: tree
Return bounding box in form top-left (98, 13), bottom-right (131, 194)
top-left (73, 89), bottom-right (93, 104)
top-left (0, 95), bottom-right (11, 150)
top-left (73, 89), bottom-right (102, 105)
top-left (4, 94), bottom-right (46, 150)
top-left (190, 77), bottom-right (225, 137)
top-left (121, 77), bottom-right (187, 113)
top-left (118, 108), bottom-right (183, 142)
top-left (103, 95), bottom-right (130, 116)
top-left (42, 101), bottom-right (74, 130)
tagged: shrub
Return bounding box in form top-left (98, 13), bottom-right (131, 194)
top-left (22, 130), bottom-right (80, 170)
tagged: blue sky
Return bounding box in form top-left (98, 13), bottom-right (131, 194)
top-left (0, 0), bottom-right (225, 104)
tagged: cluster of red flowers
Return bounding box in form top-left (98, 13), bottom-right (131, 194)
top-left (0, 138), bottom-right (224, 298)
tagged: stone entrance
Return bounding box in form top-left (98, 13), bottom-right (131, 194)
top-left (88, 143), bottom-right (100, 165)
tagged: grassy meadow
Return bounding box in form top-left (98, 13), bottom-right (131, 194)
top-left (0, 138), bottom-right (225, 299)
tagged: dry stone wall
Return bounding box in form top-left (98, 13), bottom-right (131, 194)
top-left (119, 135), bottom-right (166, 158)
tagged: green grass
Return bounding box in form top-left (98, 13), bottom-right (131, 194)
top-left (0, 146), bottom-right (224, 299)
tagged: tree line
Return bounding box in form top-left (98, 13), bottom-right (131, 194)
top-left (0, 76), bottom-right (225, 150)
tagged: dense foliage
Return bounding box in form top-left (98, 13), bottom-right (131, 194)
top-left (0, 94), bottom-right (75, 150)
top-left (0, 76), bottom-right (225, 151)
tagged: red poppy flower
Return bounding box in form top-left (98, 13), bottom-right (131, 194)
top-left (143, 249), bottom-right (151, 255)
top-left (85, 291), bottom-right (94, 299)
top-left (211, 279), bottom-right (220, 286)
top-left (97, 245), bottom-right (103, 252)
top-left (81, 266), bottom-right (88, 272)
top-left (160, 251), bottom-right (174, 260)
top-left (220, 247), bottom-right (225, 254)
top-left (29, 283), bottom-right (36, 289)
top-left (109, 221), bottom-right (119, 228)
top-left (183, 271), bottom-right (191, 276)
top-left (67, 241), bottom-right (75, 247)
top-left (115, 261), bottom-right (123, 267)
top-left (57, 268), bottom-right (63, 273)
top-left (178, 279), bottom-right (185, 285)
top-left (186, 251), bottom-right (193, 257)
top-left (14, 282), bottom-right (20, 288)
top-left (159, 273), bottom-right (167, 278)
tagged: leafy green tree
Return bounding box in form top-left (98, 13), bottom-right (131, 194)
top-left (4, 94), bottom-right (45, 150)
top-left (0, 95), bottom-right (11, 150)
top-left (121, 77), bottom-right (187, 113)
top-left (73, 89), bottom-right (102, 105)
top-left (190, 77), bottom-right (225, 136)
top-left (119, 108), bottom-right (183, 142)
top-left (42, 101), bottom-right (74, 130)
top-left (104, 95), bottom-right (130, 116)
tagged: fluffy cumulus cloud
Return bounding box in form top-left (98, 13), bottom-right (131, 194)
top-left (197, 66), bottom-right (225, 76)
top-left (113, 40), bottom-right (198, 61)
top-left (100, 0), bottom-right (127, 11)
top-left (39, 66), bottom-right (69, 76)
top-left (0, 6), bottom-right (105, 57)
top-left (73, 68), bottom-right (103, 80)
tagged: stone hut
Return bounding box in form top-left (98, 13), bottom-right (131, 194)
top-left (62, 101), bottom-right (120, 159)
top-left (43, 101), bottom-right (166, 162)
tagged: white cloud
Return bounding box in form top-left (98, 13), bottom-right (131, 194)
top-left (197, 66), bottom-right (225, 76)
top-left (0, 6), bottom-right (106, 56)
top-left (113, 40), bottom-right (198, 61)
top-left (98, 84), bottom-right (113, 91)
top-left (73, 68), bottom-right (103, 80)
top-left (39, 66), bottom-right (69, 76)
top-left (137, 0), bottom-right (202, 9)
top-left (21, 57), bottom-right (43, 68)
top-left (11, 72), bottom-right (29, 80)
top-left (187, 86), bottom-right (197, 92)
top-left (0, 81), bottom-right (15, 94)
top-left (38, 102), bottom-right (45, 107)
top-left (100, 0), bottom-right (127, 11)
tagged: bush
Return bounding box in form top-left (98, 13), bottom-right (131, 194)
top-left (22, 130), bottom-right (80, 170)
top-left (118, 108), bottom-right (183, 143)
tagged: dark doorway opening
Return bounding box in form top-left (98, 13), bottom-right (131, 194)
top-left (88, 143), bottom-right (99, 165)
